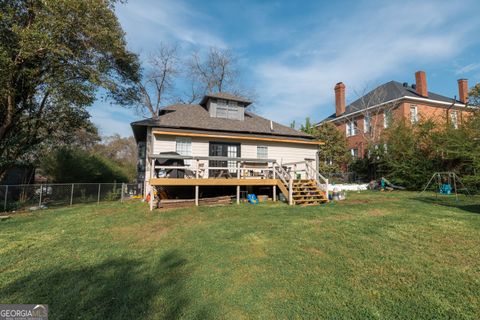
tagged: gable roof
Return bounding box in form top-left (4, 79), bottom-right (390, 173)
top-left (320, 80), bottom-right (463, 123)
top-left (131, 103), bottom-right (313, 142)
top-left (199, 92), bottom-right (252, 106)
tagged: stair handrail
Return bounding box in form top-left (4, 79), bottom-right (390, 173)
top-left (305, 161), bottom-right (329, 194)
top-left (273, 162), bottom-right (292, 186)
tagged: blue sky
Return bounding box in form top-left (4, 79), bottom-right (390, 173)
top-left (90, 0), bottom-right (480, 137)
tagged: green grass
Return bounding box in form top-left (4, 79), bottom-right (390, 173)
top-left (0, 192), bottom-right (479, 319)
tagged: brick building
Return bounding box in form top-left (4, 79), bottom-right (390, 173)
top-left (317, 71), bottom-right (475, 158)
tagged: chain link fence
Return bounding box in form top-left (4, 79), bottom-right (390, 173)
top-left (0, 183), bottom-right (143, 213)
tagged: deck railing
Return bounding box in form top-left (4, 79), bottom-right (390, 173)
top-left (147, 154), bottom-right (328, 207)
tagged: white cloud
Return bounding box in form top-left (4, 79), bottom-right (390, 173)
top-left (115, 0), bottom-right (225, 51)
top-left (456, 63), bottom-right (480, 75)
top-left (252, 0), bottom-right (479, 125)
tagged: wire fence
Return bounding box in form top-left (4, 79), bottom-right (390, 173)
top-left (0, 183), bottom-right (143, 213)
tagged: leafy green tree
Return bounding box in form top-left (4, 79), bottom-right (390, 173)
top-left (313, 122), bottom-right (350, 174)
top-left (41, 147), bottom-right (129, 183)
top-left (299, 117), bottom-right (316, 135)
top-left (468, 83), bottom-right (480, 106)
top-left (0, 0), bottom-right (140, 179)
top-left (93, 134), bottom-right (137, 181)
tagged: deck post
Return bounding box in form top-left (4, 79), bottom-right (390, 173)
top-left (149, 185), bottom-right (154, 211)
top-left (195, 186), bottom-right (199, 206)
top-left (237, 162), bottom-right (241, 205)
top-left (272, 166), bottom-right (276, 202)
top-left (236, 186), bottom-right (240, 205)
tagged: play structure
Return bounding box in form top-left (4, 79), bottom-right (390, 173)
top-left (421, 172), bottom-right (471, 200)
top-left (368, 177), bottom-right (405, 191)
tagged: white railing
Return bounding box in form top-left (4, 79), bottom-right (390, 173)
top-left (305, 161), bottom-right (329, 195)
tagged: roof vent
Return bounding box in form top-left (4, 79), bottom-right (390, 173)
top-left (403, 82), bottom-right (408, 87)
top-left (270, 120), bottom-right (274, 131)
top-left (411, 84), bottom-right (416, 90)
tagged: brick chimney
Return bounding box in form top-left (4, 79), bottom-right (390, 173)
top-left (457, 79), bottom-right (468, 104)
top-left (415, 71), bottom-right (428, 97)
top-left (335, 82), bottom-right (346, 116)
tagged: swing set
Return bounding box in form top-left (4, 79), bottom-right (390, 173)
top-left (421, 172), bottom-right (471, 200)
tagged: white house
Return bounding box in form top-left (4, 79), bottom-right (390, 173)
top-left (131, 92), bottom-right (328, 208)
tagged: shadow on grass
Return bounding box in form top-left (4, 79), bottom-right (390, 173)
top-left (412, 196), bottom-right (480, 214)
top-left (0, 250), bottom-right (209, 319)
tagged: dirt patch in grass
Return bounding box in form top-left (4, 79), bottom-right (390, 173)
top-left (301, 246), bottom-right (326, 257)
top-left (109, 221), bottom-right (173, 246)
top-left (367, 209), bottom-right (389, 217)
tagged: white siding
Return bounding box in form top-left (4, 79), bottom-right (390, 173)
top-left (152, 133), bottom-right (318, 168)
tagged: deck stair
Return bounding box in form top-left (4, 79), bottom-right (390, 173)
top-left (290, 179), bottom-right (328, 206)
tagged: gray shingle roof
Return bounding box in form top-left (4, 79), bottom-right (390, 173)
top-left (320, 81), bottom-right (462, 123)
top-left (131, 103), bottom-right (312, 141)
top-left (199, 92), bottom-right (252, 106)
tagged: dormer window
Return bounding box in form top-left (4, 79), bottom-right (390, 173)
top-left (212, 99), bottom-right (244, 120)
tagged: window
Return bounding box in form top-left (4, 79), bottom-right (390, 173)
top-left (216, 100), bottom-right (228, 118)
top-left (346, 119), bottom-right (358, 137)
top-left (257, 146), bottom-right (268, 159)
top-left (175, 137), bottom-right (192, 166)
top-left (364, 115), bottom-right (371, 133)
top-left (384, 110), bottom-right (392, 128)
top-left (215, 100), bottom-right (242, 120)
top-left (410, 105), bottom-right (418, 124)
top-left (450, 111), bottom-right (458, 129)
top-left (350, 148), bottom-right (359, 158)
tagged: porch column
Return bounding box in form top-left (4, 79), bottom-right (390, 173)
top-left (195, 186), bottom-right (199, 206)
top-left (272, 165), bottom-right (277, 202)
top-left (236, 162), bottom-right (241, 204)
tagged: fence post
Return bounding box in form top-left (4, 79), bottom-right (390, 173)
top-left (121, 183), bottom-right (125, 203)
top-left (70, 183), bottom-right (74, 206)
top-left (3, 185), bottom-right (8, 212)
top-left (97, 184), bottom-right (101, 204)
top-left (38, 184), bottom-right (43, 207)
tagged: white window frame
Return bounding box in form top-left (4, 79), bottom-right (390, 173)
top-left (450, 110), bottom-right (458, 129)
top-left (175, 137), bottom-right (192, 166)
top-left (350, 148), bottom-right (359, 158)
top-left (346, 119), bottom-right (357, 137)
top-left (410, 105), bottom-right (418, 124)
top-left (384, 110), bottom-right (392, 128)
top-left (364, 115), bottom-right (371, 133)
top-left (257, 146), bottom-right (268, 159)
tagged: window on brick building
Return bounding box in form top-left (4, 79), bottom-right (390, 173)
top-left (384, 109), bottom-right (392, 128)
top-left (450, 111), bottom-right (458, 129)
top-left (350, 148), bottom-right (359, 158)
top-left (346, 119), bottom-right (358, 137)
top-left (364, 115), bottom-right (371, 133)
top-left (410, 105), bottom-right (418, 124)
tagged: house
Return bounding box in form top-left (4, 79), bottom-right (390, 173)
top-left (318, 71), bottom-right (474, 158)
top-left (131, 92), bottom-right (328, 209)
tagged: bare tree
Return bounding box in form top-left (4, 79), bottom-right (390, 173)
top-left (344, 86), bottom-right (401, 154)
top-left (135, 43), bottom-right (180, 118)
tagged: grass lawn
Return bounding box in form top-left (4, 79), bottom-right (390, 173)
top-left (0, 192), bottom-right (479, 319)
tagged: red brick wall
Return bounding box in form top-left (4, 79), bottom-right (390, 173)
top-left (334, 99), bottom-right (471, 158)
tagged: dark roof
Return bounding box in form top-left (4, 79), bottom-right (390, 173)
top-left (320, 81), bottom-right (463, 123)
top-left (131, 103), bottom-right (312, 142)
top-left (199, 92), bottom-right (252, 106)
